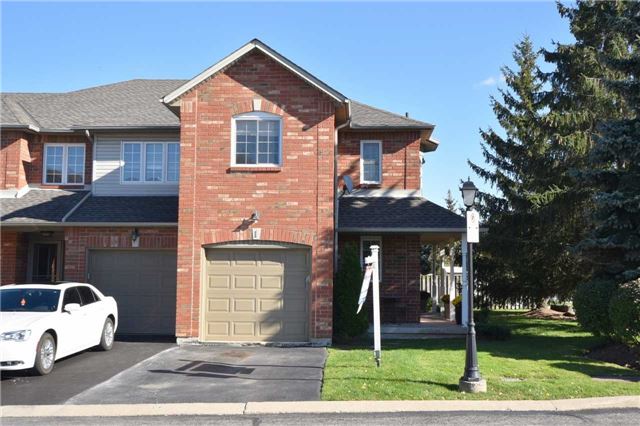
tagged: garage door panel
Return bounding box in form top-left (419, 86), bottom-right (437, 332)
top-left (203, 248), bottom-right (309, 342)
top-left (89, 250), bottom-right (177, 335)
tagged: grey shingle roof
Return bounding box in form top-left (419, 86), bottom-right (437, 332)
top-left (349, 100), bottom-right (433, 130)
top-left (66, 196), bottom-right (178, 223)
top-left (2, 80), bottom-right (185, 131)
top-left (338, 196), bottom-right (465, 231)
top-left (1, 189), bottom-right (89, 224)
top-left (2, 79), bottom-right (432, 131)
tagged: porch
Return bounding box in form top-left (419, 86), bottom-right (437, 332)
top-left (337, 189), bottom-right (472, 330)
top-left (370, 313), bottom-right (467, 339)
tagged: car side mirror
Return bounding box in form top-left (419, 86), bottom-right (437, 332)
top-left (64, 303), bottom-right (81, 313)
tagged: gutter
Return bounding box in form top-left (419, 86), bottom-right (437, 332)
top-left (0, 222), bottom-right (178, 228)
top-left (333, 100), bottom-right (352, 272)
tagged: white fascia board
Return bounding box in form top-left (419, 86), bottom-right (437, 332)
top-left (161, 39), bottom-right (348, 105)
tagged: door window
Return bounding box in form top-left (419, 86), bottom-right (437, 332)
top-left (77, 286), bottom-right (98, 305)
top-left (62, 287), bottom-right (82, 307)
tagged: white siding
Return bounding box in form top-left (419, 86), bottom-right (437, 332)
top-left (93, 134), bottom-right (180, 196)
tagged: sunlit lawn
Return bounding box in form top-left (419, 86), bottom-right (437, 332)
top-left (322, 312), bottom-right (640, 400)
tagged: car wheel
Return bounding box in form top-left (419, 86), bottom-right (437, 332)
top-left (33, 333), bottom-right (56, 376)
top-left (98, 318), bottom-right (115, 351)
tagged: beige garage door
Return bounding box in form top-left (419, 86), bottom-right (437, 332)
top-left (202, 247), bottom-right (310, 342)
top-left (88, 250), bottom-right (177, 335)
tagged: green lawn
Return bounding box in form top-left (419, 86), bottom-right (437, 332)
top-left (322, 312), bottom-right (640, 400)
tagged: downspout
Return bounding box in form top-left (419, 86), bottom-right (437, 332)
top-left (334, 100), bottom-right (352, 273)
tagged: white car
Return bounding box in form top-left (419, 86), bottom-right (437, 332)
top-left (0, 282), bottom-right (118, 375)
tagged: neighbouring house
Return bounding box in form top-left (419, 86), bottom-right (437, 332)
top-left (0, 39), bottom-right (469, 345)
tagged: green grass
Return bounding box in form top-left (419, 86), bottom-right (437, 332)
top-left (322, 311), bottom-right (640, 400)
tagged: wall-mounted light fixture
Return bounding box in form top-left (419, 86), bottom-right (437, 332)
top-left (40, 231), bottom-right (54, 238)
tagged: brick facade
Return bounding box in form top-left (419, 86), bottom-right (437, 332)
top-left (63, 227), bottom-right (178, 282)
top-left (338, 130), bottom-right (421, 190)
top-left (176, 50), bottom-right (337, 340)
top-left (339, 233), bottom-right (421, 323)
top-left (1, 131), bottom-right (31, 190)
top-left (0, 231), bottom-right (28, 284)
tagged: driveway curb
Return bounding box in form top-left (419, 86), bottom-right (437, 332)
top-left (1, 396), bottom-right (638, 418)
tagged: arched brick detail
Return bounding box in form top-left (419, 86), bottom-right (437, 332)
top-left (203, 228), bottom-right (315, 247)
top-left (230, 98), bottom-right (286, 117)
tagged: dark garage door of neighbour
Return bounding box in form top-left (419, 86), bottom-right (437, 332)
top-left (88, 250), bottom-right (177, 336)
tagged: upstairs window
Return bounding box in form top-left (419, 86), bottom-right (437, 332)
top-left (232, 112), bottom-right (282, 166)
top-left (43, 144), bottom-right (85, 185)
top-left (360, 140), bottom-right (382, 184)
top-left (122, 142), bottom-right (180, 183)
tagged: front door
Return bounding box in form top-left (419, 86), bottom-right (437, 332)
top-left (31, 243), bottom-right (59, 283)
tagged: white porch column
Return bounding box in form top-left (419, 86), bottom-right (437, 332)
top-left (449, 245), bottom-right (456, 321)
top-left (461, 233), bottom-right (469, 326)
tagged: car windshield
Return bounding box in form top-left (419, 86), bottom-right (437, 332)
top-left (0, 288), bottom-right (61, 312)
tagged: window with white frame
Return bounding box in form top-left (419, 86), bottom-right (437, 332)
top-left (43, 144), bottom-right (85, 185)
top-left (232, 112), bottom-right (282, 166)
top-left (360, 236), bottom-right (382, 278)
top-left (121, 142), bottom-right (180, 183)
top-left (360, 140), bottom-right (382, 184)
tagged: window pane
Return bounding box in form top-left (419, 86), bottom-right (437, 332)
top-left (45, 146), bottom-right (64, 183)
top-left (66, 146), bottom-right (85, 184)
top-left (166, 143), bottom-right (180, 182)
top-left (123, 143), bottom-right (141, 182)
top-left (145, 143), bottom-right (163, 182)
top-left (362, 142), bottom-right (381, 182)
top-left (256, 120), bottom-right (279, 165)
top-left (235, 120), bottom-right (258, 164)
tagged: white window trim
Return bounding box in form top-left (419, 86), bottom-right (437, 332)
top-left (42, 143), bottom-right (86, 185)
top-left (120, 141), bottom-right (180, 184)
top-left (360, 235), bottom-right (383, 276)
top-left (231, 111), bottom-right (283, 168)
top-left (360, 140), bottom-right (383, 185)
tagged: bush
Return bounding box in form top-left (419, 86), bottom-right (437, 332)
top-left (333, 243), bottom-right (369, 340)
top-left (608, 278), bottom-right (640, 346)
top-left (474, 307), bottom-right (491, 324)
top-left (574, 279), bottom-right (617, 336)
top-left (441, 294), bottom-right (450, 304)
top-left (476, 323), bottom-right (511, 340)
top-left (550, 304), bottom-right (571, 313)
top-left (425, 297), bottom-right (433, 312)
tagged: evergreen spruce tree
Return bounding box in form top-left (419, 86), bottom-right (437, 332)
top-left (574, 2), bottom-right (639, 339)
top-left (469, 36), bottom-right (554, 306)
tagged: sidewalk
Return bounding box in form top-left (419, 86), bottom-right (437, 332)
top-left (2, 396), bottom-right (638, 418)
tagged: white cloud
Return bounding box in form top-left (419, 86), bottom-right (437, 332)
top-left (480, 76), bottom-right (497, 86)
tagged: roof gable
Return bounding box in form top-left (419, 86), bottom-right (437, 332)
top-left (162, 39), bottom-right (347, 106)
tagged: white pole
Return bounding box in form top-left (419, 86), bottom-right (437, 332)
top-left (461, 233), bottom-right (469, 327)
top-left (371, 245), bottom-right (381, 367)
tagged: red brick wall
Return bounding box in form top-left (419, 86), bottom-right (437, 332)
top-left (27, 134), bottom-right (92, 188)
top-left (338, 130), bottom-right (421, 190)
top-left (339, 233), bottom-right (421, 323)
top-left (1, 131), bottom-right (31, 190)
top-left (176, 49), bottom-right (336, 341)
top-left (1, 231), bottom-right (28, 284)
top-left (63, 227), bottom-right (178, 282)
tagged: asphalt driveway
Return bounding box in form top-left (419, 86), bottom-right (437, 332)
top-left (1, 341), bottom-right (174, 405)
top-left (65, 345), bottom-right (327, 404)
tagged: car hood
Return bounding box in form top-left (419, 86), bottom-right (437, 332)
top-left (0, 312), bottom-right (53, 333)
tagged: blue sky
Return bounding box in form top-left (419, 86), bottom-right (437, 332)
top-left (1, 1), bottom-right (572, 205)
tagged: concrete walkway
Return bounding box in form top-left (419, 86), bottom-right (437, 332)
top-left (63, 345), bottom-right (327, 405)
top-left (2, 396), bottom-right (638, 418)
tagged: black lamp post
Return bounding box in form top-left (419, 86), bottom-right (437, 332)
top-left (459, 178), bottom-right (486, 392)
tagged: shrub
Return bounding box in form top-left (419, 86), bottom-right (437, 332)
top-left (608, 278), bottom-right (640, 346)
top-left (452, 295), bottom-right (462, 306)
top-left (333, 243), bottom-right (369, 340)
top-left (476, 323), bottom-right (511, 340)
top-left (441, 294), bottom-right (450, 304)
top-left (574, 279), bottom-right (617, 336)
top-left (550, 304), bottom-right (571, 313)
top-left (425, 297), bottom-right (433, 312)
top-left (474, 307), bottom-right (491, 324)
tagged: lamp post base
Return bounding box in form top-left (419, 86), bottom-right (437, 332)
top-left (458, 378), bottom-right (487, 393)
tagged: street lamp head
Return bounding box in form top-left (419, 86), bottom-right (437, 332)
top-left (460, 178), bottom-right (478, 208)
